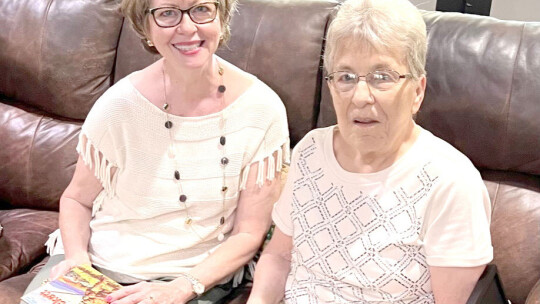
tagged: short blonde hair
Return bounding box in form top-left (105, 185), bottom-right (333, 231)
top-left (324, 0), bottom-right (427, 79)
top-left (121, 0), bottom-right (238, 52)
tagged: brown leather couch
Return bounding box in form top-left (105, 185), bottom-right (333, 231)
top-left (1, 0), bottom-right (539, 303)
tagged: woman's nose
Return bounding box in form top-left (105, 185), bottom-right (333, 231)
top-left (176, 12), bottom-right (197, 34)
top-left (351, 80), bottom-right (375, 106)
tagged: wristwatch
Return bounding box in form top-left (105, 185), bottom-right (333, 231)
top-left (178, 273), bottom-right (205, 296)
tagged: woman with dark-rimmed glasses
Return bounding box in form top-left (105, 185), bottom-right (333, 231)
top-left (20, 0), bottom-right (289, 303)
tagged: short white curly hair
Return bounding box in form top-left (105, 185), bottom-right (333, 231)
top-left (324, 0), bottom-right (427, 79)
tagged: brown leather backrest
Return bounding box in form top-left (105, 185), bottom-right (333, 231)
top-left (115, 0), bottom-right (339, 146)
top-left (0, 0), bottom-right (123, 120)
top-left (419, 12), bottom-right (540, 175)
top-left (0, 0), bottom-right (123, 209)
top-left (0, 102), bottom-right (81, 210)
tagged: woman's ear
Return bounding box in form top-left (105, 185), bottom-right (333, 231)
top-left (412, 75), bottom-right (427, 115)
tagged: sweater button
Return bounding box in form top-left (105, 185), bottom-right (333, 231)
top-left (165, 121), bottom-right (173, 129)
top-left (221, 157), bottom-right (229, 165)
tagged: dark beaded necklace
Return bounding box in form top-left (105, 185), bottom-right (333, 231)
top-left (161, 58), bottom-right (227, 241)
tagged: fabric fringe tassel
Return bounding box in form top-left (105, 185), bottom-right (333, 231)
top-left (45, 229), bottom-right (61, 255)
top-left (239, 141), bottom-right (290, 191)
top-left (76, 133), bottom-right (117, 198)
top-left (232, 260), bottom-right (256, 288)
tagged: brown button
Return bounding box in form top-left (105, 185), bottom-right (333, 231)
top-left (220, 136), bottom-right (226, 146)
top-left (218, 85), bottom-right (226, 93)
top-left (165, 121), bottom-right (173, 129)
top-left (179, 194), bottom-right (187, 202)
top-left (221, 157), bottom-right (229, 165)
top-left (174, 170), bottom-right (180, 180)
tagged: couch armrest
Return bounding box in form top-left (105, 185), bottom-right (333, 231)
top-left (467, 264), bottom-right (508, 304)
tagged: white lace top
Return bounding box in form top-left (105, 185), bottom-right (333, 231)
top-left (273, 126), bottom-right (492, 303)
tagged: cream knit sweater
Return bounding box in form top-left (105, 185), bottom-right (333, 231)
top-left (48, 73), bottom-right (290, 282)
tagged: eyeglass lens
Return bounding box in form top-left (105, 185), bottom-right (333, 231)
top-left (330, 71), bottom-right (403, 92)
top-left (151, 2), bottom-right (218, 27)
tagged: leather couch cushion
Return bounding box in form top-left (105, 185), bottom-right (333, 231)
top-left (0, 256), bottom-right (49, 304)
top-left (0, 102), bottom-right (80, 210)
top-left (0, 0), bottom-right (123, 120)
top-left (0, 210), bottom-right (58, 281)
top-left (483, 171), bottom-right (540, 304)
top-left (417, 12), bottom-right (540, 175)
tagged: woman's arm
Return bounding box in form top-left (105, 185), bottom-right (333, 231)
top-left (247, 227), bottom-right (293, 304)
top-left (430, 265), bottom-right (486, 304)
top-left (50, 155), bottom-right (104, 279)
top-left (189, 156), bottom-right (282, 287)
top-left (108, 155), bottom-right (282, 304)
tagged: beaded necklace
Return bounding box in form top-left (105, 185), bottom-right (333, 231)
top-left (161, 58), bottom-right (227, 242)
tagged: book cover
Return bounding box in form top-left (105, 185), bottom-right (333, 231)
top-left (21, 264), bottom-right (122, 304)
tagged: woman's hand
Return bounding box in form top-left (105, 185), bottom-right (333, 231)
top-left (106, 279), bottom-right (195, 304)
top-left (49, 256), bottom-right (91, 280)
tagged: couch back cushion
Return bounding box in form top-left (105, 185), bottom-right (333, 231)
top-left (0, 0), bottom-right (124, 209)
top-left (418, 12), bottom-right (540, 175)
top-left (0, 0), bottom-right (123, 120)
top-left (114, 0), bottom-right (339, 146)
top-left (0, 102), bottom-right (81, 210)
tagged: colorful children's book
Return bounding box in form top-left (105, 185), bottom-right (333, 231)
top-left (21, 264), bottom-right (121, 304)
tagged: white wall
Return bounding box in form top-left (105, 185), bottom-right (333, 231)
top-left (409, 0), bottom-right (437, 11)
top-left (409, 0), bottom-right (540, 22)
top-left (490, 0), bottom-right (540, 22)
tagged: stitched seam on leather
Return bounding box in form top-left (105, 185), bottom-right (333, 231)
top-left (491, 181), bottom-right (501, 217)
top-left (504, 23), bottom-right (525, 172)
top-left (246, 4), bottom-right (266, 72)
top-left (38, 0), bottom-right (54, 83)
top-left (27, 116), bottom-right (44, 203)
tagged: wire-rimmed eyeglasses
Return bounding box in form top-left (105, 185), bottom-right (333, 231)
top-left (147, 2), bottom-right (220, 27)
top-left (325, 70), bottom-right (413, 92)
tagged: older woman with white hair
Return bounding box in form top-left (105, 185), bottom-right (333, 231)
top-left (247, 0), bottom-right (493, 303)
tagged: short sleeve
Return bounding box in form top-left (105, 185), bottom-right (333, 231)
top-left (76, 80), bottom-right (129, 196)
top-left (272, 169), bottom-right (294, 236)
top-left (238, 82), bottom-right (290, 190)
top-left (272, 143), bottom-right (305, 236)
top-left (422, 169), bottom-right (493, 267)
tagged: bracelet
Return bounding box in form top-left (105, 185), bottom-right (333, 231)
top-left (178, 273), bottom-right (205, 296)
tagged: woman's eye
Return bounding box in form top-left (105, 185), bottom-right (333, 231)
top-left (338, 73), bottom-right (356, 83)
top-left (160, 9), bottom-right (177, 17)
top-left (193, 5), bottom-right (210, 13)
top-left (373, 73), bottom-right (391, 81)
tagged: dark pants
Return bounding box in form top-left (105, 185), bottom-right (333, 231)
top-left (20, 255), bottom-right (233, 304)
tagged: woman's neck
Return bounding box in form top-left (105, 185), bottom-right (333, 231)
top-left (162, 57), bottom-right (220, 104)
top-left (334, 123), bottom-right (420, 174)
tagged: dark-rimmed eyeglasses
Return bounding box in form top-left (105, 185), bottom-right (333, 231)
top-left (325, 70), bottom-right (413, 92)
top-left (147, 2), bottom-right (220, 27)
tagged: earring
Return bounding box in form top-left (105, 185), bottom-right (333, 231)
top-left (146, 39), bottom-right (154, 47)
